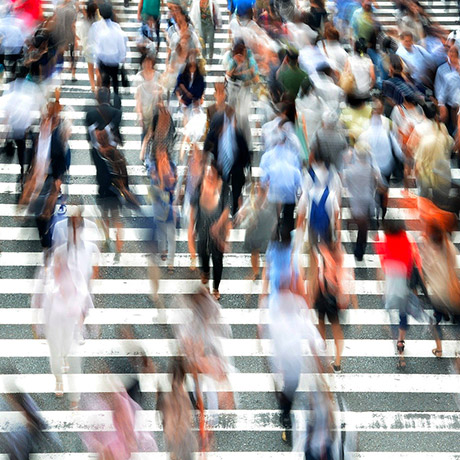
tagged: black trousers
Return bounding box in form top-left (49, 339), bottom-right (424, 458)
top-left (230, 171), bottom-right (245, 216)
top-left (6, 138), bottom-right (27, 181)
top-left (99, 61), bottom-right (120, 94)
top-left (198, 236), bottom-right (223, 290)
top-left (354, 215), bottom-right (368, 260)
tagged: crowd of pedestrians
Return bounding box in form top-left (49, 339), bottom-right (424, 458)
top-left (1, 0), bottom-right (460, 458)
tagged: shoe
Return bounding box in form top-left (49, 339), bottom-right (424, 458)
top-left (200, 272), bottom-right (209, 284)
top-left (397, 340), bottom-right (405, 353)
top-left (432, 348), bottom-right (442, 358)
top-left (212, 289), bottom-right (220, 301)
top-left (124, 0), bottom-right (129, 6)
top-left (331, 362), bottom-right (342, 373)
top-left (55, 381), bottom-right (64, 398)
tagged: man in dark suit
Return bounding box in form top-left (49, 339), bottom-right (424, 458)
top-left (204, 110), bottom-right (251, 215)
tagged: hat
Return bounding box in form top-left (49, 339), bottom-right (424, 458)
top-left (99, 2), bottom-right (113, 20)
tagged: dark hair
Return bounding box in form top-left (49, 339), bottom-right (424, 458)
top-left (140, 52), bottom-right (156, 68)
top-left (389, 54), bottom-right (403, 74)
top-left (278, 100), bottom-right (296, 124)
top-left (354, 37), bottom-right (367, 56)
top-left (422, 101), bottom-right (438, 120)
top-left (286, 48), bottom-right (299, 65)
top-left (232, 39), bottom-right (246, 56)
top-left (86, 0), bottom-right (98, 21)
top-left (99, 1), bottom-right (113, 20)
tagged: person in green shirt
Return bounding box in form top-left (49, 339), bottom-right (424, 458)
top-left (276, 49), bottom-right (310, 102)
top-left (138, 0), bottom-right (162, 48)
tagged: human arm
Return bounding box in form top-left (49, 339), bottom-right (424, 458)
top-left (137, 0), bottom-right (144, 21)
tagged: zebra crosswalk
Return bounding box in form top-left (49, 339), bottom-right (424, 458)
top-left (0, 0), bottom-right (459, 458)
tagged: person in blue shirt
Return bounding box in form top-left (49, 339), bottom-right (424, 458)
top-left (434, 44), bottom-right (460, 135)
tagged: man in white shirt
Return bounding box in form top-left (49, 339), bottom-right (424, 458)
top-left (88, 2), bottom-right (127, 94)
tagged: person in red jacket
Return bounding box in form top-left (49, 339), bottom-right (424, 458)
top-left (375, 220), bottom-right (422, 369)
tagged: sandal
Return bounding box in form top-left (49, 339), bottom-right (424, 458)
top-left (397, 357), bottom-right (406, 369)
top-left (212, 289), bottom-right (220, 301)
top-left (200, 272), bottom-right (209, 285)
top-left (432, 348), bottom-right (443, 358)
top-left (167, 266), bottom-right (174, 274)
top-left (397, 340), bottom-right (405, 353)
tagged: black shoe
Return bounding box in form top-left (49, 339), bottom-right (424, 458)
top-left (124, 0), bottom-right (129, 6)
top-left (353, 250), bottom-right (363, 262)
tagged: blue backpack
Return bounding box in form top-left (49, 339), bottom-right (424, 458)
top-left (308, 167), bottom-right (333, 240)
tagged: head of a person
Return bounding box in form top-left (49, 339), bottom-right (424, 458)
top-left (403, 92), bottom-right (417, 108)
top-left (371, 97), bottom-right (384, 115)
top-left (322, 110), bottom-right (338, 129)
top-left (285, 48), bottom-right (299, 67)
top-left (382, 35), bottom-right (397, 55)
top-left (400, 31), bottom-right (414, 51)
top-left (214, 81), bottom-right (226, 105)
top-left (383, 220), bottom-right (406, 236)
top-left (141, 53), bottom-right (156, 70)
top-left (99, 1), bottom-right (113, 20)
top-left (86, 0), bottom-right (98, 21)
top-left (362, 0), bottom-right (372, 12)
top-left (448, 44), bottom-right (460, 68)
top-left (232, 39), bottom-right (247, 63)
top-left (185, 57), bottom-right (197, 74)
top-left (96, 87), bottom-right (111, 105)
top-left (389, 53), bottom-right (403, 76)
top-left (167, 0), bottom-right (184, 21)
top-left (278, 100), bottom-right (297, 124)
top-left (324, 22), bottom-right (340, 42)
top-left (354, 37), bottom-right (367, 56)
top-left (422, 101), bottom-right (438, 121)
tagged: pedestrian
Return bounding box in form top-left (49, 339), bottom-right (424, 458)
top-left (204, 109), bottom-right (251, 215)
top-left (343, 141), bottom-right (381, 260)
top-left (188, 160), bottom-right (231, 300)
top-left (88, 2), bottom-right (127, 94)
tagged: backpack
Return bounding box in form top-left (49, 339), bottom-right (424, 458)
top-left (308, 167), bottom-right (333, 241)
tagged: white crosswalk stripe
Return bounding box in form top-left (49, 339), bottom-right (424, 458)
top-left (0, 0), bottom-right (459, 458)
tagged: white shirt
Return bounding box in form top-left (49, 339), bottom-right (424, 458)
top-left (297, 163), bottom-right (342, 219)
top-left (89, 19), bottom-right (127, 66)
top-left (0, 14), bottom-right (25, 54)
top-left (0, 79), bottom-right (45, 136)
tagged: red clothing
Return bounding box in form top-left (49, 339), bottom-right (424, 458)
top-left (375, 232), bottom-right (417, 278)
top-left (13, 0), bottom-right (43, 27)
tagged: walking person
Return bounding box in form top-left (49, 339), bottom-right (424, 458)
top-left (190, 0), bottom-right (221, 62)
top-left (89, 2), bottom-right (127, 94)
top-left (343, 141), bottom-right (382, 261)
top-left (188, 161), bottom-right (231, 300)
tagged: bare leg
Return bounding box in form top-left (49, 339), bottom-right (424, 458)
top-left (88, 62), bottom-right (96, 92)
top-left (331, 322), bottom-right (344, 367)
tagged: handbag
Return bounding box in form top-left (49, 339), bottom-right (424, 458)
top-left (339, 66), bottom-right (355, 95)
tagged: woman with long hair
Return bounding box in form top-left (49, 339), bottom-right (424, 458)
top-left (188, 161), bottom-right (231, 300)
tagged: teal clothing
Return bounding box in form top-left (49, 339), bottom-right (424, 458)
top-left (142, 0), bottom-right (161, 18)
